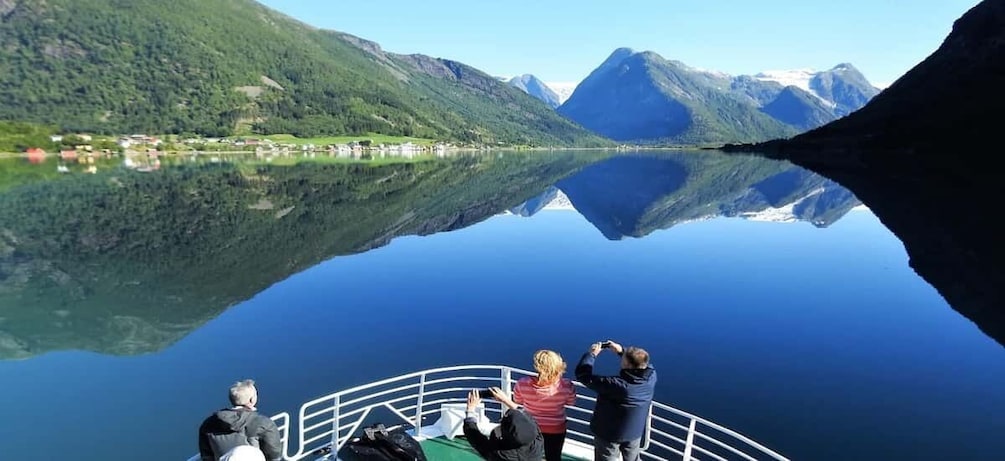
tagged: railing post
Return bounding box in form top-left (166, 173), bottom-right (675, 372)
top-left (501, 367), bottom-right (513, 400)
top-left (331, 395), bottom-right (341, 453)
top-left (642, 403), bottom-right (653, 450)
top-left (682, 418), bottom-right (696, 461)
top-left (414, 372), bottom-right (426, 437)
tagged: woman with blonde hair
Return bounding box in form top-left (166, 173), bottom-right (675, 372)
top-left (513, 350), bottom-right (577, 461)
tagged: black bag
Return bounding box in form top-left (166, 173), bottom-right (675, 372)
top-left (338, 423), bottom-right (428, 461)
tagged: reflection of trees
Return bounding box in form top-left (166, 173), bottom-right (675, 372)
top-left (0, 152), bottom-right (604, 358)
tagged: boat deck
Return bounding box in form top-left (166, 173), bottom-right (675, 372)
top-left (184, 365), bottom-right (790, 461)
top-left (420, 436), bottom-right (587, 460)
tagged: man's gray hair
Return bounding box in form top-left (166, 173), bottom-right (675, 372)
top-left (229, 379), bottom-right (257, 407)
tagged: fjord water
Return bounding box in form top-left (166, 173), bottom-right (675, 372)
top-left (0, 151), bottom-right (1001, 461)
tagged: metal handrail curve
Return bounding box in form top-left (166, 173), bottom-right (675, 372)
top-left (187, 364), bottom-right (789, 461)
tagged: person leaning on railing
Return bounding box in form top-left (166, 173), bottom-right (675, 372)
top-left (513, 350), bottom-right (577, 461)
top-left (198, 379), bottom-right (282, 461)
top-left (463, 388), bottom-right (545, 461)
top-left (575, 341), bottom-right (657, 461)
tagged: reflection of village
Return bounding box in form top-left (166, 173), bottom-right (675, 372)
top-left (21, 133), bottom-right (457, 174)
top-left (246, 138), bottom-right (452, 160)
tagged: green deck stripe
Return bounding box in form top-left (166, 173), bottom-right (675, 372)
top-left (419, 436), bottom-right (585, 460)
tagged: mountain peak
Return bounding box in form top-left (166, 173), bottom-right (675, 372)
top-left (509, 74), bottom-right (543, 86)
top-left (508, 74), bottom-right (561, 109)
top-left (602, 47), bottom-right (637, 66)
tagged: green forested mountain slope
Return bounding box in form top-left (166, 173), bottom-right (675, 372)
top-left (0, 0), bottom-right (607, 145)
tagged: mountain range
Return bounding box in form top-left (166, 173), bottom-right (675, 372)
top-left (510, 153), bottom-right (860, 239)
top-left (0, 0), bottom-right (607, 146)
top-left (556, 48), bottom-right (880, 144)
top-left (0, 0), bottom-right (883, 147)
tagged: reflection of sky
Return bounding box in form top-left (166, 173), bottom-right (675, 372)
top-left (0, 209), bottom-right (1002, 461)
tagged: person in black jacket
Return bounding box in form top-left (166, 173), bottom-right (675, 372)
top-left (463, 388), bottom-right (545, 460)
top-left (575, 341), bottom-right (657, 461)
top-left (198, 379), bottom-right (282, 461)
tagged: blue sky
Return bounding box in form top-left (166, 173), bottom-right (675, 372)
top-left (258, 0), bottom-right (981, 87)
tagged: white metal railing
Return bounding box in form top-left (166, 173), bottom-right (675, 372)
top-left (187, 365), bottom-right (789, 461)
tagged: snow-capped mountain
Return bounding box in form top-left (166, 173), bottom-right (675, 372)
top-left (504, 75), bottom-right (580, 107)
top-left (506, 187), bottom-right (575, 216)
top-left (507, 74), bottom-right (562, 108)
top-left (754, 65), bottom-right (880, 114)
top-left (544, 82), bottom-right (579, 104)
top-left (755, 69), bottom-right (818, 94)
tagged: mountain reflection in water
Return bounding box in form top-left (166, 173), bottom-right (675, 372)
top-left (8, 148), bottom-right (1003, 364)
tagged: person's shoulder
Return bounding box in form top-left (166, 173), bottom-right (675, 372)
top-left (251, 411), bottom-right (279, 429)
top-left (199, 410), bottom-right (224, 428)
top-left (517, 376), bottom-right (534, 385)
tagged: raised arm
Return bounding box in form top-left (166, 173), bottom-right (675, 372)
top-left (575, 343), bottom-right (623, 393)
top-left (462, 390), bottom-right (499, 459)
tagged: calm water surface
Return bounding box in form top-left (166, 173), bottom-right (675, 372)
top-left (0, 151), bottom-right (1001, 461)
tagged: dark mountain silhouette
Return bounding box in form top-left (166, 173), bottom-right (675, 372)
top-left (731, 0), bottom-right (1004, 156)
top-left (722, 0), bottom-right (1005, 346)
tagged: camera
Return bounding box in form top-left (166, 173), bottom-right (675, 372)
top-left (478, 389), bottom-right (494, 399)
top-left (600, 341), bottom-right (613, 349)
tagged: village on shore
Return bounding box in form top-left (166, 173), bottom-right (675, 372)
top-left (18, 132), bottom-right (466, 173)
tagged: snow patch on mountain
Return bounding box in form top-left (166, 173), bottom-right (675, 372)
top-left (754, 69), bottom-right (837, 108)
top-left (545, 81), bottom-right (579, 104)
top-left (754, 69), bottom-right (816, 92)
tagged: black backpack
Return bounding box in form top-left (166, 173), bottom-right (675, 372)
top-left (338, 423), bottom-right (428, 461)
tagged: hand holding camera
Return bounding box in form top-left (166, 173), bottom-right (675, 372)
top-left (471, 386), bottom-right (519, 410)
top-left (591, 339), bottom-right (624, 355)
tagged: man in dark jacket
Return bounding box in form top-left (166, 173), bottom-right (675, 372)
top-left (463, 388), bottom-right (544, 460)
top-left (198, 379), bottom-right (282, 461)
top-left (575, 341), bottom-right (657, 461)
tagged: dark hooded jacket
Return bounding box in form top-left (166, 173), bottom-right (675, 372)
top-left (575, 352), bottom-right (657, 442)
top-left (198, 408), bottom-right (282, 461)
top-left (463, 408), bottom-right (544, 461)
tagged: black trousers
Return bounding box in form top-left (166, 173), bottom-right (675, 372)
top-left (542, 431), bottom-right (567, 461)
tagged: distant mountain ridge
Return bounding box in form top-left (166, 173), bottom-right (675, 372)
top-left (508, 74), bottom-right (562, 108)
top-left (558, 48), bottom-right (879, 144)
top-left (0, 0), bottom-right (607, 146)
top-left (754, 65), bottom-right (881, 116)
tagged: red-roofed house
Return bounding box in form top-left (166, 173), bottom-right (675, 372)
top-left (26, 148), bottom-right (46, 164)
